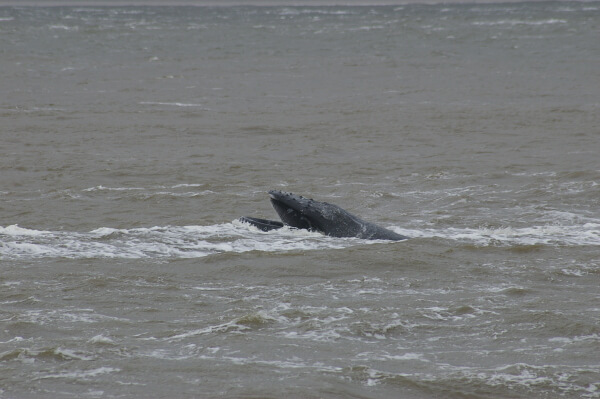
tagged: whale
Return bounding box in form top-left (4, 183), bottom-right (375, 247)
top-left (239, 190), bottom-right (408, 241)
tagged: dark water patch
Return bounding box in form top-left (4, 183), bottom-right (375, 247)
top-left (507, 244), bottom-right (545, 253)
top-left (501, 286), bottom-right (531, 297)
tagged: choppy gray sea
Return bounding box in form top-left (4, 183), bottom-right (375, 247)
top-left (1, 2), bottom-right (599, 398)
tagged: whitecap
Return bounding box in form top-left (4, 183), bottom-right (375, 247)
top-left (82, 185), bottom-right (145, 192)
top-left (472, 19), bottom-right (567, 26)
top-left (2, 218), bottom-right (597, 261)
top-left (88, 335), bottom-right (116, 345)
top-left (152, 191), bottom-right (212, 198)
top-left (0, 225), bottom-right (51, 237)
top-left (139, 101), bottom-right (205, 108)
top-left (54, 348), bottom-right (94, 361)
top-left (391, 223), bottom-right (600, 246)
top-left (1, 222), bottom-right (370, 261)
top-left (171, 183), bottom-right (207, 188)
top-left (34, 366), bottom-right (119, 380)
top-left (49, 25), bottom-right (79, 31)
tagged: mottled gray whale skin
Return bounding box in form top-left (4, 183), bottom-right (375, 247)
top-left (240, 190), bottom-right (408, 241)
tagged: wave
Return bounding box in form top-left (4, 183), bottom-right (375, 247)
top-left (138, 101), bottom-right (207, 108)
top-left (80, 186), bottom-right (216, 198)
top-left (0, 222), bottom-right (351, 260)
top-left (1, 219), bottom-right (597, 260)
top-left (472, 19), bottom-right (567, 26)
top-left (393, 223), bottom-right (600, 247)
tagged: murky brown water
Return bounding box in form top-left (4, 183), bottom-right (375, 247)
top-left (1, 3), bottom-right (599, 398)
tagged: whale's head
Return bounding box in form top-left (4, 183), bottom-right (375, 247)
top-left (266, 190), bottom-right (408, 240)
top-left (268, 190), bottom-right (360, 235)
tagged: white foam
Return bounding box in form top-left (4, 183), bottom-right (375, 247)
top-left (49, 24), bottom-right (79, 31)
top-left (0, 223), bottom-right (356, 260)
top-left (2, 242), bottom-right (61, 257)
top-left (139, 101), bottom-right (205, 108)
top-left (392, 223), bottom-right (600, 247)
top-left (348, 26), bottom-right (384, 31)
top-left (34, 367), bottom-right (119, 381)
top-left (82, 185), bottom-right (145, 192)
top-left (0, 225), bottom-right (51, 237)
top-left (2, 218), bottom-right (597, 261)
top-left (152, 191), bottom-right (211, 198)
top-left (171, 184), bottom-right (207, 188)
top-left (0, 337), bottom-right (26, 344)
top-left (168, 321), bottom-right (248, 341)
top-left (472, 19), bottom-right (567, 26)
top-left (54, 348), bottom-right (94, 361)
top-left (549, 334), bottom-right (599, 345)
top-left (88, 335), bottom-right (116, 345)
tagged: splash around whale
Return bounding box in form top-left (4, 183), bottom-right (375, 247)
top-left (239, 190), bottom-right (408, 241)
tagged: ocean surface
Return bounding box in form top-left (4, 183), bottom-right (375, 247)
top-left (1, 2), bottom-right (599, 398)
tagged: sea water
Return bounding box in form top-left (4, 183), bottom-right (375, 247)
top-left (1, 2), bottom-right (599, 398)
